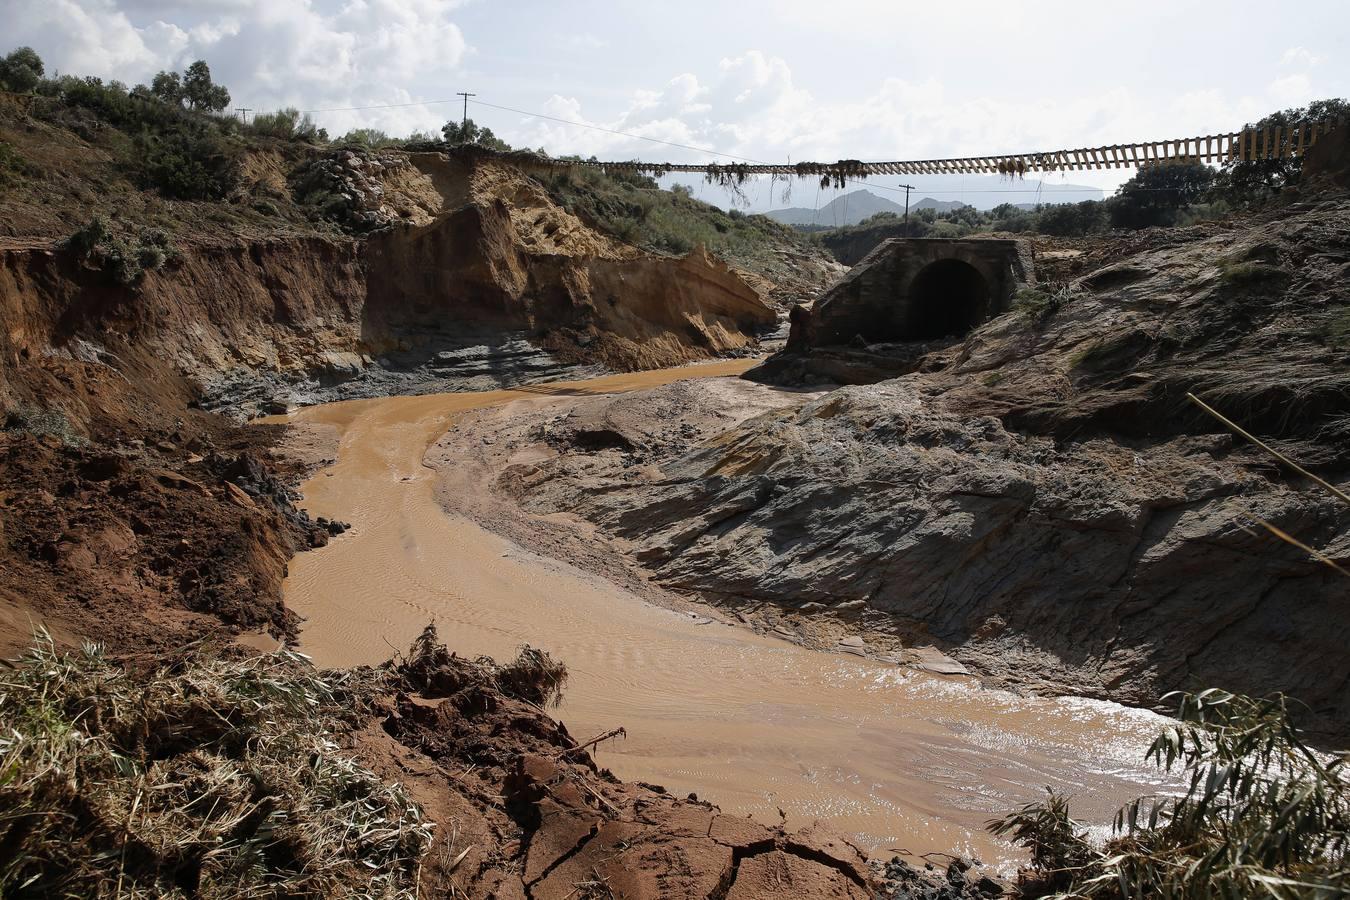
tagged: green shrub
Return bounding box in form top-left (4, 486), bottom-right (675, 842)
top-left (1012, 284), bottom-right (1074, 322)
top-left (0, 46), bottom-right (44, 93)
top-left (989, 689), bottom-right (1350, 898)
top-left (2, 404), bottom-right (86, 446)
top-left (63, 218), bottom-right (178, 285)
top-left (441, 118), bottom-right (511, 151)
top-left (337, 127), bottom-right (394, 148)
top-left (0, 141), bottom-right (35, 190)
top-left (27, 73), bottom-right (242, 200)
top-left (134, 125), bottom-right (240, 200)
top-left (1217, 258), bottom-right (1290, 289)
top-left (249, 108), bottom-right (328, 143)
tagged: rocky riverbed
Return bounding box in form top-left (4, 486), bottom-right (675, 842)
top-left (436, 198), bottom-right (1350, 739)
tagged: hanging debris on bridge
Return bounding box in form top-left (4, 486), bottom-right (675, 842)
top-left (489, 116), bottom-right (1345, 185)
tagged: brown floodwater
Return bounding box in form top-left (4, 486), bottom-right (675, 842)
top-left (278, 360), bottom-right (1173, 873)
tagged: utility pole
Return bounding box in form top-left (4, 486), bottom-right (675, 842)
top-left (235, 107), bottom-right (252, 124)
top-left (456, 92), bottom-right (476, 129)
top-left (899, 183), bottom-right (915, 232)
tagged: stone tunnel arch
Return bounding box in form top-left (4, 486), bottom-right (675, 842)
top-left (901, 258), bottom-right (991, 339)
top-left (789, 237), bottom-right (1030, 353)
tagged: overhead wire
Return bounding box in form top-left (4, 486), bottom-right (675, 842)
top-left (289, 93), bottom-right (1207, 200)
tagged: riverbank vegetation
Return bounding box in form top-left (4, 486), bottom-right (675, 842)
top-left (990, 690), bottom-right (1349, 898)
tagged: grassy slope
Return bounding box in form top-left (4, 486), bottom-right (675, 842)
top-left (1, 90), bottom-right (838, 304)
top-left (539, 166), bottom-right (842, 303)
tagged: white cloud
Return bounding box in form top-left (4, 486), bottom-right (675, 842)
top-left (1267, 73), bottom-right (1315, 107)
top-left (5, 0), bottom-right (472, 136)
top-left (560, 32), bottom-right (606, 50)
top-left (7, 0), bottom-right (167, 81)
top-left (1280, 47), bottom-right (1322, 69)
top-left (494, 45), bottom-right (1341, 205)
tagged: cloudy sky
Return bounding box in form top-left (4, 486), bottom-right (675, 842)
top-left (6, 0), bottom-right (1349, 209)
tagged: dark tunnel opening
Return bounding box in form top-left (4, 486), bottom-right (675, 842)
top-left (903, 259), bottom-right (990, 340)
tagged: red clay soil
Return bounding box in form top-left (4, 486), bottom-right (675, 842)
top-left (354, 627), bottom-right (881, 900)
top-left (0, 421), bottom-right (330, 658)
top-left (0, 321), bottom-right (332, 657)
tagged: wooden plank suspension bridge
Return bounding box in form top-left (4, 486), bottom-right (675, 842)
top-left (557, 117), bottom-right (1346, 181)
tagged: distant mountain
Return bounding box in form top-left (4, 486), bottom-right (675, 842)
top-left (765, 190), bottom-right (968, 227)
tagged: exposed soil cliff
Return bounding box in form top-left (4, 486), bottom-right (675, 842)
top-left (449, 197), bottom-right (1350, 738)
top-left (1, 158), bottom-right (778, 421)
top-left (363, 157), bottom-right (776, 375)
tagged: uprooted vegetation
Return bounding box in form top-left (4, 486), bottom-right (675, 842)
top-left (0, 635), bottom-right (433, 898)
top-left (990, 689), bottom-right (1349, 898)
top-left (0, 625), bottom-right (897, 899)
top-left (62, 215), bottom-right (180, 285)
top-left (396, 624), bottom-right (569, 709)
top-left (0, 627), bottom-right (585, 899)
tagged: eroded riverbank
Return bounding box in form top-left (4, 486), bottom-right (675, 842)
top-left (277, 360), bottom-right (1175, 874)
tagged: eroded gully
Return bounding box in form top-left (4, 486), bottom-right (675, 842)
top-left (278, 359), bottom-right (1173, 874)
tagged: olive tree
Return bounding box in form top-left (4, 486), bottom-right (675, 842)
top-left (0, 46), bottom-right (44, 93)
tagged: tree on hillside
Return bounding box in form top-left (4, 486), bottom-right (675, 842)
top-left (0, 46), bottom-right (44, 93)
top-left (147, 61), bottom-right (230, 112)
top-left (441, 118), bottom-right (511, 151)
top-left (182, 61), bottom-right (230, 112)
top-left (1109, 161), bottom-right (1215, 229)
top-left (339, 128), bottom-right (393, 148)
top-left (1218, 98), bottom-right (1350, 197)
top-left (148, 70), bottom-right (182, 105)
top-left (989, 202), bottom-right (1035, 233)
top-left (1035, 199), bottom-right (1107, 236)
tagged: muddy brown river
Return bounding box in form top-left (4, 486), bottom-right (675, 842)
top-left (279, 360), bottom-right (1172, 873)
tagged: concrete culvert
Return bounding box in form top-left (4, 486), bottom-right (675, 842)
top-left (904, 258), bottom-right (991, 339)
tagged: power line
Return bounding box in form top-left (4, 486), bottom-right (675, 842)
top-left (467, 100), bottom-right (1003, 199)
top-left (298, 97), bottom-right (463, 113)
top-left (469, 98), bottom-right (768, 165)
top-left (456, 92), bottom-right (475, 129)
top-left (286, 93), bottom-right (1210, 199)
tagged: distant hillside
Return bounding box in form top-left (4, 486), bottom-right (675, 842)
top-left (766, 190), bottom-right (967, 227)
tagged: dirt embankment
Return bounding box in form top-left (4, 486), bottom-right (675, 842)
top-left (1, 151), bottom-right (778, 418)
top-left (0, 148), bottom-right (777, 653)
top-left (449, 198), bottom-right (1350, 738)
top-left (358, 626), bottom-right (890, 900)
top-left (363, 157), bottom-right (776, 376)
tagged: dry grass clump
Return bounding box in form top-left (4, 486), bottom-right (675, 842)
top-left (493, 645), bottom-right (569, 710)
top-left (0, 635), bottom-right (433, 898)
top-left (397, 624), bottom-right (568, 710)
